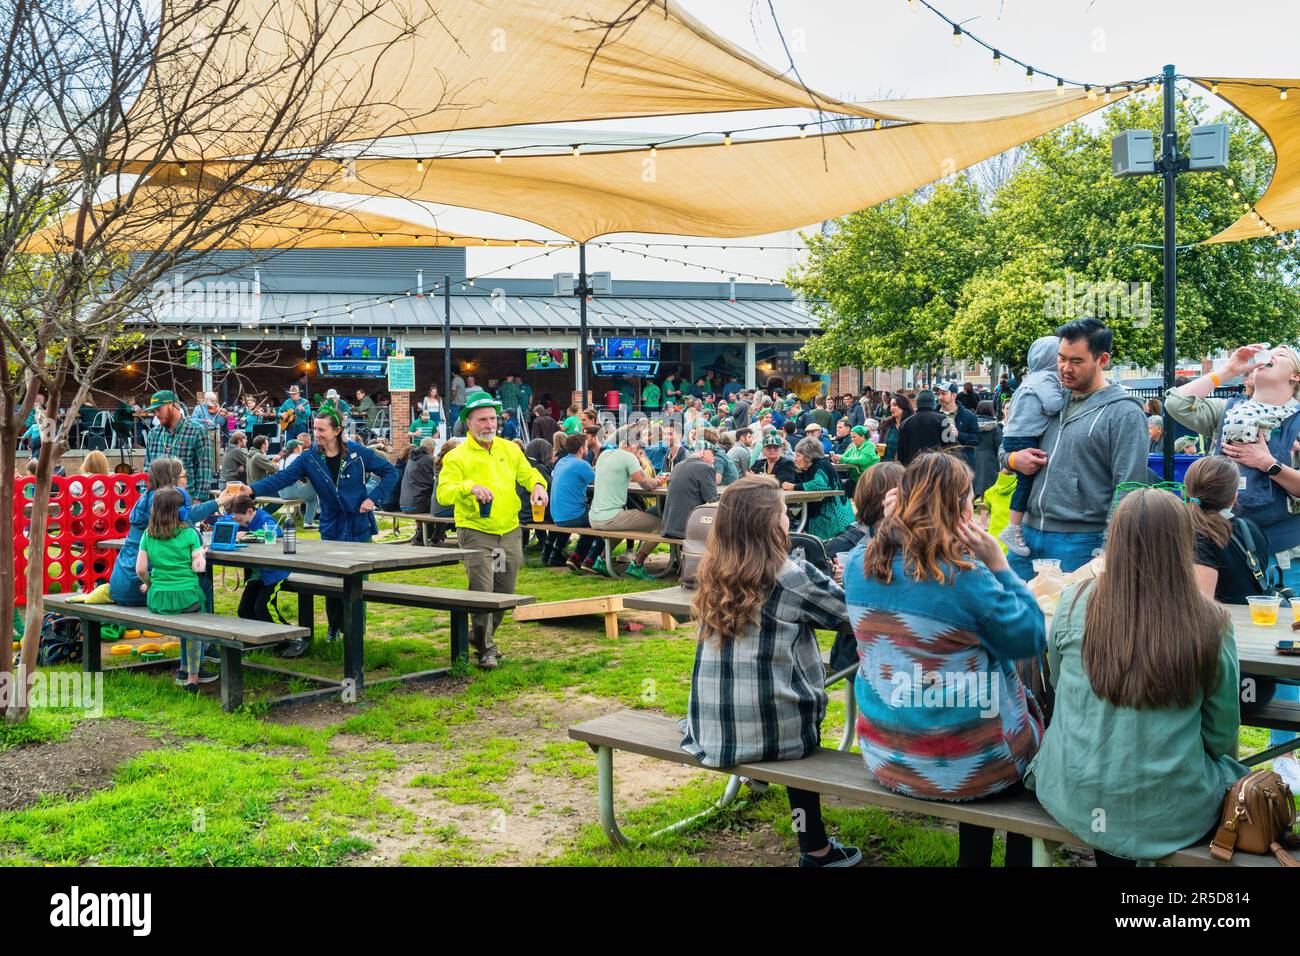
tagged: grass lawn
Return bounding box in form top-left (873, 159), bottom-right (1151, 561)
top-left (0, 521), bottom-right (1290, 867)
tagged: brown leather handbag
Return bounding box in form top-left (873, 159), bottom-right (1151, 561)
top-left (1209, 768), bottom-right (1300, 866)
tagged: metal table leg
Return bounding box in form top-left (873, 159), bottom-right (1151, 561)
top-left (342, 573), bottom-right (366, 696)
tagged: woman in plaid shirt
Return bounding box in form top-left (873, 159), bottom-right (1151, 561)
top-left (680, 474), bottom-right (860, 868)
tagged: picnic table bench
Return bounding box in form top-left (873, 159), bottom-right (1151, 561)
top-left (569, 710), bottom-right (1297, 867)
top-left (45, 593), bottom-right (315, 711)
top-left (280, 573), bottom-right (534, 669)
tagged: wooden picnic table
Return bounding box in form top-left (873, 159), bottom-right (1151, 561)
top-left (101, 537), bottom-right (470, 696)
top-left (622, 483), bottom-right (843, 533)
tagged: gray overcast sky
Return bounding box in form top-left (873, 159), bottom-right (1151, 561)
top-left (685, 0), bottom-right (1299, 101)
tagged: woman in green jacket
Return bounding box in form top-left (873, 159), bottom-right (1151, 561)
top-left (833, 425), bottom-right (879, 492)
top-left (1026, 488), bottom-right (1247, 865)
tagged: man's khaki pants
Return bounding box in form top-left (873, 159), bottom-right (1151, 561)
top-left (459, 526), bottom-right (523, 659)
top-left (590, 508), bottom-right (660, 563)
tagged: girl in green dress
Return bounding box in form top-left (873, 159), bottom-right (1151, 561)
top-left (135, 488), bottom-right (208, 692)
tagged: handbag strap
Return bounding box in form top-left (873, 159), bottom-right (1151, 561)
top-left (1228, 519), bottom-right (1298, 602)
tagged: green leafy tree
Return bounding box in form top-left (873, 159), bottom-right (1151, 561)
top-left (793, 91), bottom-right (1299, 377)
top-left (790, 176), bottom-right (991, 372)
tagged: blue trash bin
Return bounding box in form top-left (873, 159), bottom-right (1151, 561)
top-left (1147, 453), bottom-right (1201, 485)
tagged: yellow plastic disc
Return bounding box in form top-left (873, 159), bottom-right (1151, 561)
top-left (136, 643), bottom-right (162, 654)
top-left (109, 644), bottom-right (133, 656)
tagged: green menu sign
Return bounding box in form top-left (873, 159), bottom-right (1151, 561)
top-left (387, 354), bottom-right (415, 392)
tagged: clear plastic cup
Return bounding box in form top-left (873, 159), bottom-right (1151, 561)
top-left (1031, 558), bottom-right (1062, 576)
top-left (1247, 594), bottom-right (1282, 626)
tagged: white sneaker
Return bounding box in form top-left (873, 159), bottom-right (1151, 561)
top-left (998, 523), bottom-right (1031, 557)
top-left (1274, 753), bottom-right (1300, 791)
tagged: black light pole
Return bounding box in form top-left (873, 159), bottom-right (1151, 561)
top-left (1159, 63), bottom-right (1179, 481)
top-left (576, 242), bottom-right (590, 404)
top-left (443, 274), bottom-right (452, 412)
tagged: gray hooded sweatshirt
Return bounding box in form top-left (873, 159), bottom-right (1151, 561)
top-left (1003, 335), bottom-right (1065, 439)
top-left (999, 382), bottom-right (1149, 533)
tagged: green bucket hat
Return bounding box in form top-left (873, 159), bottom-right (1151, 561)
top-left (146, 390), bottom-right (179, 411)
top-left (459, 393), bottom-right (503, 423)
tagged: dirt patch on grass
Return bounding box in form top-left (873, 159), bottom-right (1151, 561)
top-left (322, 691), bottom-right (711, 865)
top-left (0, 719), bottom-right (165, 811)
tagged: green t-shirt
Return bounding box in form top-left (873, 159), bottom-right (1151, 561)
top-left (642, 383), bottom-right (661, 408)
top-left (589, 449), bottom-right (644, 523)
top-left (409, 418), bottom-right (438, 439)
top-left (561, 415), bottom-right (581, 435)
top-left (140, 526), bottom-right (205, 614)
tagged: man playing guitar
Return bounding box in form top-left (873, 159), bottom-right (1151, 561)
top-left (277, 385), bottom-right (311, 438)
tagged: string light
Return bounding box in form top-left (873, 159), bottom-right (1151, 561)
top-left (798, 125), bottom-right (807, 138)
top-left (493, 150), bottom-right (502, 163)
top-left (1282, 88), bottom-right (1290, 101)
top-left (178, 162), bottom-right (187, 177)
top-left (723, 132), bottom-right (733, 145)
top-left (1056, 78), bottom-right (1065, 96)
top-left (1086, 85), bottom-right (1096, 101)
top-left (912, 0), bottom-right (1136, 95)
top-left (571, 144), bottom-right (581, 157)
top-left (416, 158), bottom-right (424, 171)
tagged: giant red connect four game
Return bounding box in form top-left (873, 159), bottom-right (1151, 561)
top-left (14, 473), bottom-right (147, 605)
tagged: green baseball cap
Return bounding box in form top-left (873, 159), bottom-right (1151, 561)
top-left (146, 390), bottom-right (179, 411)
top-left (762, 432), bottom-right (784, 447)
top-left (459, 393), bottom-right (503, 423)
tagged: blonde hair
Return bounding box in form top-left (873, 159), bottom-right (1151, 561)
top-left (81, 450), bottom-right (110, 475)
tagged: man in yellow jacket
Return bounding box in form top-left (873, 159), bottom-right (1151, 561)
top-left (437, 394), bottom-right (548, 669)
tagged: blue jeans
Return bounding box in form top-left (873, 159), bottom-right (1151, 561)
top-left (1001, 435), bottom-right (1041, 514)
top-left (1007, 525), bottom-right (1104, 581)
top-left (1269, 565), bottom-right (1300, 748)
top-left (553, 514), bottom-right (602, 564)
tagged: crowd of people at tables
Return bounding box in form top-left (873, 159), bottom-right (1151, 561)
top-left (680, 319), bottom-right (1300, 867)
top-left (37, 315), bottom-right (1300, 865)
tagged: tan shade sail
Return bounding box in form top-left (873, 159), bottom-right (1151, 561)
top-left (275, 89), bottom-right (1125, 241)
top-left (1196, 78), bottom-right (1300, 244)
top-left (22, 173), bottom-right (551, 252)
top-left (124, 0), bottom-right (890, 161)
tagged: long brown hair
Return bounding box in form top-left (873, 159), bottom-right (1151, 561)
top-left (1184, 455), bottom-right (1237, 548)
top-left (693, 474), bottom-right (789, 641)
top-left (853, 461), bottom-right (904, 528)
top-left (862, 452), bottom-right (972, 584)
top-left (146, 487), bottom-right (187, 541)
top-left (1079, 488), bottom-right (1225, 709)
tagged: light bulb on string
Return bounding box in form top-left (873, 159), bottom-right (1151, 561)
top-left (798, 125), bottom-right (807, 138)
top-left (1282, 88), bottom-right (1290, 101)
top-left (952, 25), bottom-right (961, 47)
top-left (1211, 83), bottom-right (1220, 95)
top-left (1086, 85), bottom-right (1096, 101)
top-left (571, 144), bottom-right (581, 157)
top-left (416, 158), bottom-right (424, 172)
top-left (1056, 78), bottom-right (1065, 96)
top-left (1025, 67), bottom-right (1034, 86)
top-left (992, 50), bottom-right (1001, 70)
top-left (723, 132), bottom-right (732, 145)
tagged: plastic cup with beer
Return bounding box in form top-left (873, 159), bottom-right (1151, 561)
top-left (225, 481), bottom-right (243, 497)
top-left (478, 495), bottom-right (493, 519)
top-left (1292, 601), bottom-right (1300, 623)
top-left (531, 500), bottom-right (545, 523)
top-left (875, 443), bottom-right (886, 458)
top-left (1247, 594), bottom-right (1282, 626)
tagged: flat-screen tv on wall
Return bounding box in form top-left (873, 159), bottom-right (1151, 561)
top-left (525, 348), bottom-right (569, 370)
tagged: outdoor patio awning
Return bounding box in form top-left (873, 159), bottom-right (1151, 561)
top-left (1195, 78), bottom-right (1300, 244)
top-left (287, 89), bottom-right (1126, 241)
top-left (122, 0), bottom-right (887, 162)
top-left (21, 171), bottom-right (552, 252)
